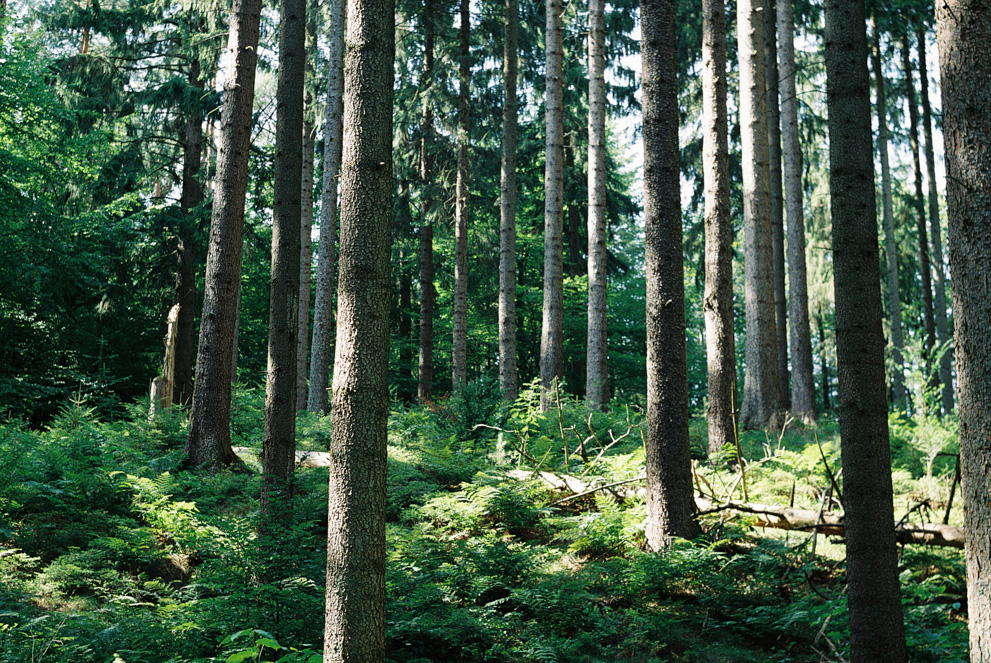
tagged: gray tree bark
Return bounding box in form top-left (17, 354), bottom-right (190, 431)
top-left (452, 0), bottom-right (470, 390)
top-left (778, 0), bottom-right (815, 422)
top-left (642, 0), bottom-right (699, 548)
top-left (307, 0), bottom-right (345, 414)
top-left (323, 0), bottom-right (393, 652)
top-left (540, 0), bottom-right (565, 410)
top-left (870, 21), bottom-right (907, 410)
top-left (184, 0), bottom-right (262, 470)
top-left (824, 0), bottom-right (907, 657)
top-left (738, 0), bottom-right (781, 430)
top-left (702, 0), bottom-right (737, 455)
top-left (418, 0), bottom-right (436, 402)
top-left (585, 0), bottom-right (608, 411)
top-left (295, 5), bottom-right (317, 412)
top-left (935, 0), bottom-right (991, 656)
top-left (499, 0), bottom-right (519, 401)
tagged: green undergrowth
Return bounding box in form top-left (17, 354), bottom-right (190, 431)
top-left (0, 384), bottom-right (968, 662)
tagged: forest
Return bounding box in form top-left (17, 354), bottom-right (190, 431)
top-left (0, 0), bottom-right (990, 658)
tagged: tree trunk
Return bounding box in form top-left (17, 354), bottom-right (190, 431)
top-left (778, 0), bottom-right (815, 422)
top-left (499, 0), bottom-right (519, 401)
top-left (184, 0), bottom-right (262, 470)
top-left (737, 0), bottom-right (781, 430)
top-left (586, 0), bottom-right (608, 411)
top-left (417, 0), bottom-right (436, 403)
top-left (452, 0), bottom-right (470, 390)
top-left (870, 21), bottom-right (907, 410)
top-left (540, 0), bottom-right (565, 410)
top-left (701, 0), bottom-right (737, 455)
top-left (935, 0), bottom-right (991, 656)
top-left (902, 36), bottom-right (937, 389)
top-left (917, 30), bottom-right (954, 415)
top-left (323, 0), bottom-right (393, 653)
top-left (765, 0), bottom-right (789, 409)
top-left (295, 5), bottom-right (317, 413)
top-left (307, 0), bottom-right (345, 414)
top-left (262, 0), bottom-right (305, 509)
top-left (818, 314), bottom-right (830, 411)
top-left (824, 0), bottom-right (907, 657)
top-left (641, 0), bottom-right (698, 548)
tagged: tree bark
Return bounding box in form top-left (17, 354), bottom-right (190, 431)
top-left (323, 0), bottom-right (393, 653)
top-left (870, 22), bottom-right (907, 410)
top-left (184, 0), bottom-right (262, 470)
top-left (917, 30), bottom-right (954, 415)
top-left (540, 0), bottom-right (565, 410)
top-left (778, 0), bottom-right (815, 422)
top-left (935, 0), bottom-right (991, 656)
top-left (417, 0), bottom-right (436, 403)
top-left (307, 0), bottom-right (345, 414)
top-left (585, 0), bottom-right (608, 411)
top-left (824, 0), bottom-right (907, 657)
top-left (642, 0), bottom-right (699, 548)
top-left (738, 0), bottom-right (781, 430)
top-left (295, 5), bottom-right (317, 413)
top-left (452, 0), bottom-right (470, 390)
top-left (499, 0), bottom-right (519, 401)
top-left (701, 0), bottom-right (737, 455)
top-left (262, 0), bottom-right (305, 509)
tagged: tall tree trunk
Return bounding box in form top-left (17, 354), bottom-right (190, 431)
top-left (765, 0), bottom-right (789, 409)
top-left (452, 0), bottom-right (470, 390)
top-left (917, 30), bottom-right (954, 414)
top-left (262, 0), bottom-right (305, 509)
top-left (307, 0), bottom-right (345, 414)
top-left (498, 0), bottom-right (519, 400)
top-left (540, 0), bottom-right (565, 410)
top-left (184, 0), bottom-right (262, 470)
top-left (778, 0), bottom-right (815, 421)
top-left (818, 314), bottom-right (830, 411)
top-left (871, 21), bottom-right (907, 410)
top-left (702, 0), bottom-right (736, 455)
top-left (586, 0), bottom-right (608, 411)
top-left (902, 36), bottom-right (937, 387)
top-left (737, 0), bottom-right (781, 430)
top-left (296, 6), bottom-right (317, 412)
top-left (417, 0), bottom-right (436, 402)
top-left (824, 0), bottom-right (907, 657)
top-left (642, 0), bottom-right (698, 548)
top-left (323, 0), bottom-right (393, 651)
top-left (936, 0), bottom-right (991, 656)
top-left (399, 254), bottom-right (414, 402)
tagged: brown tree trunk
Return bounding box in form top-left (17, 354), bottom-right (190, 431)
top-left (871, 21), bottom-right (907, 410)
top-left (778, 0), bottom-right (815, 421)
top-left (935, 0), bottom-right (991, 655)
top-left (418, 0), bottom-right (436, 402)
top-left (452, 0), bottom-right (470, 390)
top-left (917, 29), bottom-right (954, 414)
top-left (702, 0), bottom-right (737, 455)
top-left (295, 5), bottom-right (317, 413)
top-left (323, 0), bottom-right (394, 651)
top-left (499, 0), bottom-right (519, 401)
top-left (586, 0), bottom-right (608, 411)
top-left (738, 0), bottom-right (781, 430)
top-left (642, 0), bottom-right (698, 548)
top-left (184, 0), bottom-right (263, 470)
top-left (824, 0), bottom-right (907, 657)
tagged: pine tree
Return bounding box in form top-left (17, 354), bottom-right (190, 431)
top-left (498, 0), bottom-right (519, 400)
top-left (451, 0), bottom-right (470, 390)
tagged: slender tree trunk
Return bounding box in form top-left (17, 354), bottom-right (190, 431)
top-left (917, 30), bottom-right (953, 414)
top-left (902, 36), bottom-right (937, 386)
top-left (262, 0), bottom-right (305, 509)
top-left (818, 314), bottom-right (830, 411)
top-left (184, 0), bottom-right (262, 470)
top-left (765, 0), bottom-right (789, 409)
top-left (295, 5), bottom-right (317, 413)
top-left (936, 1), bottom-right (991, 656)
top-left (452, 0), bottom-right (470, 390)
top-left (586, 0), bottom-right (608, 411)
top-left (824, 0), bottom-right (907, 657)
top-left (738, 0), bottom-right (781, 430)
top-left (499, 0), bottom-right (519, 401)
top-left (778, 0), bottom-right (815, 421)
top-left (418, 0), bottom-right (436, 402)
top-left (323, 0), bottom-right (393, 651)
top-left (540, 0), bottom-right (565, 410)
top-left (871, 22), bottom-right (907, 410)
top-left (702, 0), bottom-right (736, 455)
top-left (642, 0), bottom-right (698, 548)
top-left (399, 252), bottom-right (414, 402)
top-left (307, 0), bottom-right (345, 414)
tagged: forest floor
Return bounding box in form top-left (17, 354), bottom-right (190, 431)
top-left (0, 381), bottom-right (969, 662)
